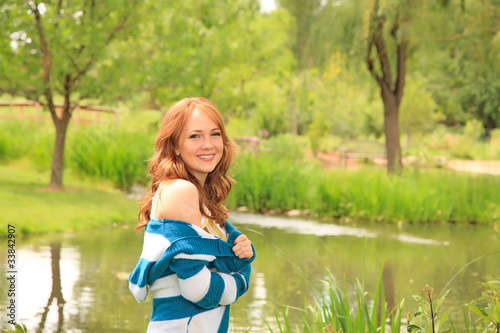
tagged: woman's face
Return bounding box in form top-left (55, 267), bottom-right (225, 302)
top-left (175, 108), bottom-right (224, 184)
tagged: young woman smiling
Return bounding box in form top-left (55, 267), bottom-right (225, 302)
top-left (129, 97), bottom-right (255, 332)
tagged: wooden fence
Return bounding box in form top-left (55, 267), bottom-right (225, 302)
top-left (0, 101), bottom-right (120, 126)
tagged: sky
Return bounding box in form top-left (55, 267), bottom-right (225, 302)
top-left (260, 0), bottom-right (277, 12)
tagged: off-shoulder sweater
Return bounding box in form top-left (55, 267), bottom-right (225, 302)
top-left (129, 219), bottom-right (255, 333)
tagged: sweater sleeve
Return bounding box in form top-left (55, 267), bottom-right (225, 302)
top-left (214, 220), bottom-right (256, 273)
top-left (170, 255), bottom-right (252, 309)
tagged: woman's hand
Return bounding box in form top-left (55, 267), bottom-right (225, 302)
top-left (232, 234), bottom-right (254, 259)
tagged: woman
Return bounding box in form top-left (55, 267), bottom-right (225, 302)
top-left (129, 97), bottom-right (255, 333)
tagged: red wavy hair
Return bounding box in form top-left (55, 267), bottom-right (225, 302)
top-left (136, 97), bottom-right (238, 231)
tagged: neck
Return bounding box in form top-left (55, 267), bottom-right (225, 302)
top-left (195, 174), bottom-right (207, 186)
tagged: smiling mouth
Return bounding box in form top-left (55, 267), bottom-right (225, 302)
top-left (198, 154), bottom-right (215, 160)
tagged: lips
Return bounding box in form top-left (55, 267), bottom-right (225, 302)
top-left (198, 154), bottom-right (215, 161)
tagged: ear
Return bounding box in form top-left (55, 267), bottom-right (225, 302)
top-left (175, 147), bottom-right (180, 156)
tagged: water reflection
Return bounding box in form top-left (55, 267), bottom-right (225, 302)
top-left (38, 243), bottom-right (65, 333)
top-left (0, 214), bottom-right (498, 332)
top-left (246, 272), bottom-right (270, 331)
top-left (229, 213), bottom-right (450, 245)
top-left (383, 262), bottom-right (395, 317)
top-left (13, 242), bottom-right (81, 333)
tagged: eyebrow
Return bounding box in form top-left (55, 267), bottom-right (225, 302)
top-left (190, 128), bottom-right (220, 133)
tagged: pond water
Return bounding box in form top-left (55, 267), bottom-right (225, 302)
top-left (1, 213), bottom-right (499, 332)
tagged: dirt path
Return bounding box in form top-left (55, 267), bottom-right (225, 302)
top-left (447, 160), bottom-right (500, 175)
top-left (317, 151), bottom-right (500, 176)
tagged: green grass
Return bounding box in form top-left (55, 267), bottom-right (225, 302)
top-left (1, 120), bottom-right (499, 225)
top-left (227, 152), bottom-right (500, 225)
top-left (0, 119), bottom-right (154, 190)
top-left (268, 251), bottom-right (500, 333)
top-left (0, 161), bottom-right (138, 237)
top-left (67, 125), bottom-right (153, 189)
top-left (270, 271), bottom-right (500, 333)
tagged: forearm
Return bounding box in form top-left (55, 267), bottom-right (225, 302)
top-left (172, 258), bottom-right (251, 309)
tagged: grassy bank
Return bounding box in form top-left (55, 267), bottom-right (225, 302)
top-left (227, 151), bottom-right (500, 225)
top-left (1, 120), bottom-right (499, 225)
top-left (0, 161), bottom-right (138, 237)
top-left (0, 119), bottom-right (153, 190)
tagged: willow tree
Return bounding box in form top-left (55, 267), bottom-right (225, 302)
top-left (421, 0), bottom-right (500, 131)
top-left (0, 1), bottom-right (142, 189)
top-left (280, 0), bottom-right (418, 173)
top-left (365, 0), bottom-right (409, 173)
top-left (275, 0), bottom-right (321, 135)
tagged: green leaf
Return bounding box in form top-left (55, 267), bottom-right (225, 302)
top-left (465, 304), bottom-right (491, 321)
top-left (407, 324), bottom-right (425, 332)
top-left (413, 310), bottom-right (425, 317)
top-left (412, 295), bottom-right (423, 303)
top-left (493, 302), bottom-right (500, 322)
top-left (436, 309), bottom-right (451, 332)
top-left (412, 295), bottom-right (429, 309)
top-left (14, 323), bottom-right (27, 333)
top-left (435, 289), bottom-right (450, 312)
top-left (391, 299), bottom-right (406, 333)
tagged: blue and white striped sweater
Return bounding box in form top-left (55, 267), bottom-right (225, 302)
top-left (129, 219), bottom-right (255, 332)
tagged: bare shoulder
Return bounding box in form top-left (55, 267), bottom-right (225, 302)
top-left (166, 179), bottom-right (198, 194)
top-left (155, 179), bottom-right (201, 227)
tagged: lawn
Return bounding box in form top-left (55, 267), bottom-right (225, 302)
top-left (0, 161), bottom-right (139, 237)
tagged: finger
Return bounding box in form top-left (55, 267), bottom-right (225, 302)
top-left (235, 249), bottom-right (244, 258)
top-left (233, 246), bottom-right (244, 258)
top-left (236, 241), bottom-right (248, 250)
top-left (234, 234), bottom-right (247, 245)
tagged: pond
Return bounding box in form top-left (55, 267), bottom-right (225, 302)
top-left (1, 213), bottom-right (499, 332)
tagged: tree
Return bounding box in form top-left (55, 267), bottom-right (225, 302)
top-left (212, 8), bottom-right (295, 135)
top-left (0, 0), bottom-right (142, 189)
top-left (277, 0), bottom-right (409, 172)
top-left (133, 0), bottom-right (296, 138)
top-left (365, 0), bottom-right (408, 173)
top-left (135, 0), bottom-right (264, 108)
top-left (429, 0), bottom-right (500, 131)
top-left (275, 0), bottom-right (320, 135)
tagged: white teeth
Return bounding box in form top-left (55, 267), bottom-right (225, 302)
top-left (198, 155), bottom-right (214, 159)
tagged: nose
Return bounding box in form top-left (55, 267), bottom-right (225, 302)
top-left (202, 137), bottom-right (214, 149)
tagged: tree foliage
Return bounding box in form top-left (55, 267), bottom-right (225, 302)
top-left (0, 0), bottom-right (143, 188)
top-left (411, 0), bottom-right (500, 130)
top-left (0, 0), bottom-right (498, 187)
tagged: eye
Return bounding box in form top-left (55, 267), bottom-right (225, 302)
top-left (189, 134), bottom-right (200, 139)
top-left (211, 132), bottom-right (221, 137)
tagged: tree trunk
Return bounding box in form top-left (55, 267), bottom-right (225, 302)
top-left (365, 2), bottom-right (406, 174)
top-left (381, 89), bottom-right (402, 173)
top-left (48, 106), bottom-right (72, 190)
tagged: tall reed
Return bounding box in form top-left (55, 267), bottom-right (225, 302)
top-left (228, 151), bottom-right (500, 224)
top-left (266, 266), bottom-right (405, 333)
top-left (268, 250), bottom-right (500, 333)
top-left (0, 120), bottom-right (153, 190)
top-left (66, 125), bottom-right (153, 189)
